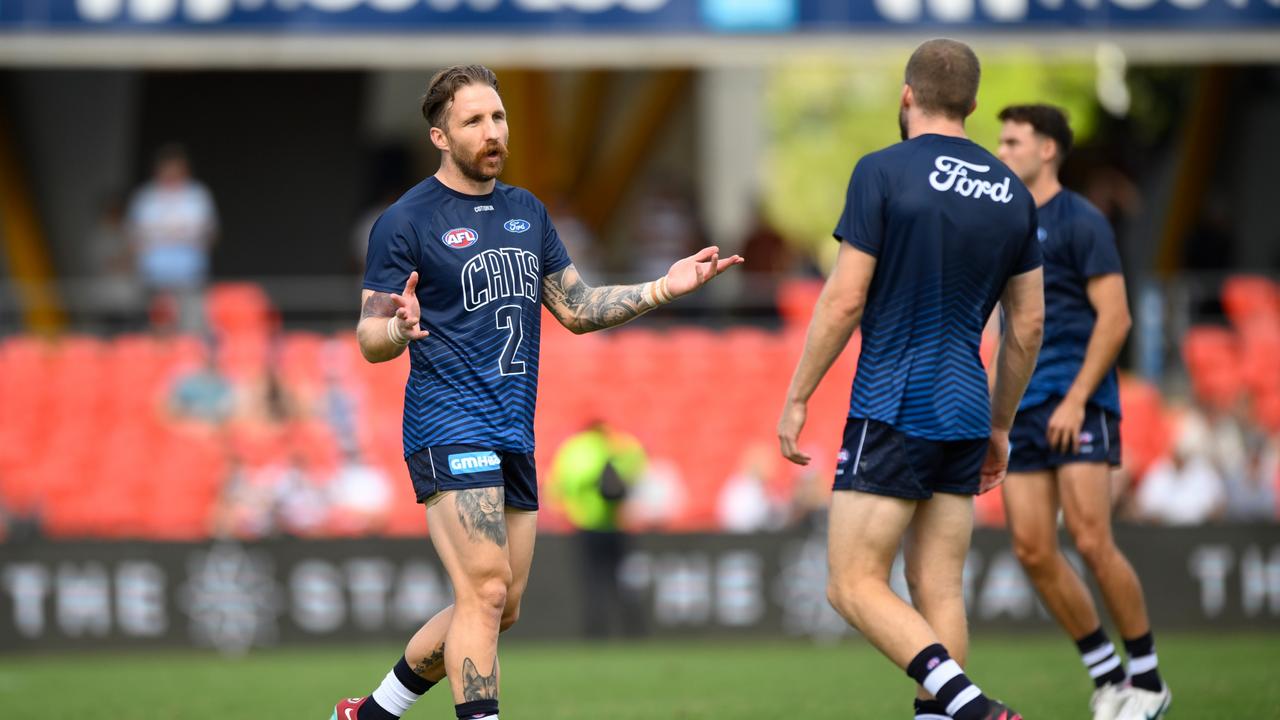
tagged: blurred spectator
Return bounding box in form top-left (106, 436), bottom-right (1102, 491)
top-left (717, 442), bottom-right (783, 533)
top-left (126, 144), bottom-right (218, 334)
top-left (213, 459), bottom-right (280, 539)
top-left (1224, 434), bottom-right (1279, 522)
top-left (624, 458), bottom-right (686, 531)
top-left (84, 191), bottom-right (143, 330)
top-left (274, 453), bottom-right (329, 537)
top-left (167, 342), bottom-right (236, 427)
top-left (1132, 411), bottom-right (1227, 525)
top-left (783, 458), bottom-right (830, 532)
top-left (327, 450), bottom-right (393, 535)
top-left (549, 420), bottom-right (648, 638)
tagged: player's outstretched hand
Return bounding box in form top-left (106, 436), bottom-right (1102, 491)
top-left (778, 399), bottom-right (812, 466)
top-left (979, 428), bottom-right (1010, 494)
top-left (390, 272), bottom-right (430, 342)
top-left (664, 246), bottom-right (744, 298)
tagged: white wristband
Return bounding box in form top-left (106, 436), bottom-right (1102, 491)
top-left (387, 317), bottom-right (410, 346)
top-left (646, 276), bottom-right (674, 306)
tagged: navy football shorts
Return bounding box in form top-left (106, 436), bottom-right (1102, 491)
top-left (833, 418), bottom-right (988, 500)
top-left (405, 444), bottom-right (538, 511)
top-left (1008, 399), bottom-right (1121, 473)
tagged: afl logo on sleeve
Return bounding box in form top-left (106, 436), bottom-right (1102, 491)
top-left (442, 227), bottom-right (479, 249)
top-left (504, 219), bottom-right (531, 234)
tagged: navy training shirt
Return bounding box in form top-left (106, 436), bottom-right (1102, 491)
top-left (1018, 189), bottom-right (1124, 415)
top-left (363, 177), bottom-right (572, 456)
top-left (834, 134), bottom-right (1042, 441)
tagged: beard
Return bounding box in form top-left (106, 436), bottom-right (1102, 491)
top-left (898, 105), bottom-right (909, 141)
top-left (452, 138), bottom-right (509, 183)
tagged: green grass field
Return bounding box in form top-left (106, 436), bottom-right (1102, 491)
top-left (2, 634), bottom-right (1276, 719)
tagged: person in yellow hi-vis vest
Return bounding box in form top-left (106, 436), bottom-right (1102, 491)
top-left (549, 420), bottom-right (648, 638)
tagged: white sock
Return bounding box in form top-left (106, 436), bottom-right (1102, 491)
top-left (370, 669), bottom-right (423, 717)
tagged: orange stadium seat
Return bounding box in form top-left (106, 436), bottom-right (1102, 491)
top-left (1182, 325), bottom-right (1243, 410)
top-left (206, 282), bottom-right (276, 338)
top-left (1221, 275), bottom-right (1280, 328)
top-left (1118, 374), bottom-right (1170, 481)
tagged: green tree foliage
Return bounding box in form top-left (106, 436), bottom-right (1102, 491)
top-left (763, 53), bottom-right (1098, 268)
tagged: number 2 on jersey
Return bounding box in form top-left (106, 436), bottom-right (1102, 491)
top-left (495, 305), bottom-right (526, 376)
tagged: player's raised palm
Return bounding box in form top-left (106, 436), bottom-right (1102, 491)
top-left (390, 271), bottom-right (430, 341)
top-left (665, 246), bottom-right (744, 298)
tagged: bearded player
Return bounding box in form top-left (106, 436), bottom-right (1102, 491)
top-left (330, 65), bottom-right (742, 720)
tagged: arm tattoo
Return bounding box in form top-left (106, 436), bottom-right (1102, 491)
top-left (413, 642), bottom-right (445, 676)
top-left (455, 488), bottom-right (507, 546)
top-left (542, 265), bottom-right (657, 333)
top-left (461, 657), bottom-right (499, 701)
top-left (360, 292), bottom-right (397, 320)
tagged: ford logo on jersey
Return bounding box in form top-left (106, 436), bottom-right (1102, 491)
top-left (504, 219), bottom-right (531, 234)
top-left (448, 451), bottom-right (501, 475)
top-left (442, 227), bottom-right (479, 249)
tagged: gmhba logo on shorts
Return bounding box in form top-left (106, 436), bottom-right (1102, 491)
top-left (448, 451), bottom-right (501, 475)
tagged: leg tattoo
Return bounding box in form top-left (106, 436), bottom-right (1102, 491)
top-left (455, 488), bottom-right (507, 546)
top-left (413, 642), bottom-right (445, 676)
top-left (461, 657), bottom-right (499, 701)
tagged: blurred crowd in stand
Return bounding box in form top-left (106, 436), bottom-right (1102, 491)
top-left (2, 143), bottom-right (1277, 544)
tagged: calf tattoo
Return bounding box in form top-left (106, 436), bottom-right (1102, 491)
top-left (455, 488), bottom-right (507, 546)
top-left (413, 642), bottom-right (445, 676)
top-left (461, 657), bottom-right (499, 701)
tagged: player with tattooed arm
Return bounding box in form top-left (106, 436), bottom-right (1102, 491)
top-left (330, 65), bottom-right (742, 720)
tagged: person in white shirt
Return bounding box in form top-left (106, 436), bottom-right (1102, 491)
top-left (1133, 410), bottom-right (1226, 525)
top-left (127, 144), bottom-right (218, 333)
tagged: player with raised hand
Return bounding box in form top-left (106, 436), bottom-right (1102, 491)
top-left (996, 104), bottom-right (1170, 720)
top-left (777, 39), bottom-right (1043, 720)
top-left (333, 65), bottom-right (741, 720)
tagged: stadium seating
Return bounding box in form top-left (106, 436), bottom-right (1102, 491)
top-left (3, 276), bottom-right (1277, 539)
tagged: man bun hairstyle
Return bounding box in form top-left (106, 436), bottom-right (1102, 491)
top-left (998, 103), bottom-right (1074, 165)
top-left (421, 65), bottom-right (500, 130)
top-left (904, 39), bottom-right (981, 121)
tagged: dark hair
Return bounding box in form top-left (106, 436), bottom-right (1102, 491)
top-left (998, 103), bottom-right (1074, 164)
top-left (153, 142), bottom-right (187, 166)
top-left (904, 39), bottom-right (981, 121)
top-left (420, 65), bottom-right (500, 130)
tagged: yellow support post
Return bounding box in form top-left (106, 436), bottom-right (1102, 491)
top-left (0, 104), bottom-right (65, 333)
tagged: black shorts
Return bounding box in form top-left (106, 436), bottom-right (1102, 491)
top-left (1008, 399), bottom-right (1121, 473)
top-left (833, 418), bottom-right (988, 500)
top-left (405, 445), bottom-right (538, 511)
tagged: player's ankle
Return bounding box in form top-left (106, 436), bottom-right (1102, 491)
top-left (455, 698), bottom-right (499, 719)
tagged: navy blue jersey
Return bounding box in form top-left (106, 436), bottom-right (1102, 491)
top-left (363, 177), bottom-right (572, 456)
top-left (1018, 189), bottom-right (1123, 415)
top-left (834, 134), bottom-right (1042, 441)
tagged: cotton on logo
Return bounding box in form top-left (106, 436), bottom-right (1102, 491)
top-left (441, 227), bottom-right (479, 250)
top-left (928, 156), bottom-right (1014, 204)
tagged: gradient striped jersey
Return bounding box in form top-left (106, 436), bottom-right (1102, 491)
top-left (834, 134), bottom-right (1042, 440)
top-left (363, 177), bottom-right (572, 456)
top-left (1018, 189), bottom-right (1124, 415)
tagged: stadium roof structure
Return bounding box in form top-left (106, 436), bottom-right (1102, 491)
top-left (3, 31), bottom-right (1280, 67)
top-left (2, 0), bottom-right (1279, 67)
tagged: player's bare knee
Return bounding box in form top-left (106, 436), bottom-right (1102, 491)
top-left (826, 575), bottom-right (875, 624)
top-left (1072, 532), bottom-right (1116, 569)
top-left (1012, 533), bottom-right (1056, 574)
top-left (456, 572), bottom-right (510, 617)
